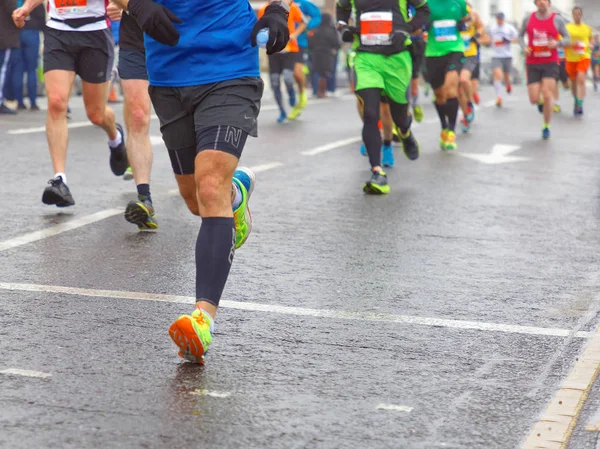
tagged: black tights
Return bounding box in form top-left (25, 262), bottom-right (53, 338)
top-left (356, 88), bottom-right (412, 169)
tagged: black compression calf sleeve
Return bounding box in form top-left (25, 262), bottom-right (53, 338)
top-left (195, 217), bottom-right (236, 306)
top-left (435, 101), bottom-right (448, 129)
top-left (445, 98), bottom-right (459, 132)
top-left (357, 89), bottom-right (382, 168)
top-left (389, 101), bottom-right (412, 135)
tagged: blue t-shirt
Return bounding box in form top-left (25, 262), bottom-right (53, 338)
top-left (145, 0), bottom-right (260, 87)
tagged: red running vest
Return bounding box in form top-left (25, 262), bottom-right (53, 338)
top-left (526, 12), bottom-right (559, 65)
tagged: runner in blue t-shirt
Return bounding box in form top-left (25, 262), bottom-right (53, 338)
top-left (112, 0), bottom-right (291, 364)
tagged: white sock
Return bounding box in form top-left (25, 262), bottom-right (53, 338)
top-left (55, 172), bottom-right (67, 184)
top-left (108, 129), bottom-right (123, 149)
top-left (494, 81), bottom-right (502, 98)
top-left (232, 182), bottom-right (242, 210)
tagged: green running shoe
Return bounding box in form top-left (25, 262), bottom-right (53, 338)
top-left (232, 167), bottom-right (255, 249)
top-left (363, 169), bottom-right (390, 195)
top-left (413, 105), bottom-right (424, 123)
top-left (125, 195), bottom-right (158, 230)
top-left (169, 308), bottom-right (213, 364)
top-left (123, 166), bottom-right (134, 181)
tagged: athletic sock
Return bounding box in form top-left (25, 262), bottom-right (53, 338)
top-left (445, 98), bottom-right (459, 132)
top-left (108, 129), bottom-right (123, 149)
top-left (136, 183), bottom-right (151, 202)
top-left (195, 217), bottom-right (236, 307)
top-left (55, 172), bottom-right (67, 184)
top-left (232, 182), bottom-right (242, 210)
top-left (434, 102), bottom-right (448, 129)
top-left (494, 81), bottom-right (502, 98)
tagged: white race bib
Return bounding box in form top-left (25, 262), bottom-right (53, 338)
top-left (55, 0), bottom-right (89, 15)
top-left (360, 11), bottom-right (393, 46)
top-left (433, 20), bottom-right (457, 42)
top-left (573, 41), bottom-right (586, 55)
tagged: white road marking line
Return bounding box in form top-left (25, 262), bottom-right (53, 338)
top-left (7, 121), bottom-right (92, 135)
top-left (0, 209), bottom-right (123, 252)
top-left (0, 368), bottom-right (52, 379)
top-left (521, 326), bottom-right (600, 449)
top-left (376, 404), bottom-right (413, 412)
top-left (191, 389), bottom-right (231, 398)
top-left (0, 282), bottom-right (592, 339)
top-left (302, 136), bottom-right (362, 156)
top-left (248, 162), bottom-right (284, 172)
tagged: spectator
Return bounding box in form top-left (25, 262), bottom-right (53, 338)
top-left (0, 0), bottom-right (20, 114)
top-left (11, 3), bottom-right (45, 110)
top-left (308, 13), bottom-right (340, 98)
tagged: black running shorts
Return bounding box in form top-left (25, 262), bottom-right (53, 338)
top-left (527, 63), bottom-right (559, 85)
top-left (425, 52), bottom-right (465, 90)
top-left (43, 27), bottom-right (114, 84)
top-left (149, 77), bottom-right (264, 175)
top-left (557, 60), bottom-right (568, 84)
top-left (118, 49), bottom-right (148, 81)
top-left (268, 53), bottom-right (296, 74)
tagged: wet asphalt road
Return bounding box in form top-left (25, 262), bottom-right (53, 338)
top-left (1, 85), bottom-right (600, 449)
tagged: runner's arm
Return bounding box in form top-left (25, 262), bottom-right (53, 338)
top-left (473, 11), bottom-right (489, 46)
top-left (518, 16), bottom-right (529, 51)
top-left (554, 15), bottom-right (571, 47)
top-left (11, 0), bottom-right (42, 27)
top-left (407, 0), bottom-right (430, 33)
top-left (302, 1), bottom-right (321, 31)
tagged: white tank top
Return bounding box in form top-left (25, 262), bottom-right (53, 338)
top-left (47, 0), bottom-right (108, 32)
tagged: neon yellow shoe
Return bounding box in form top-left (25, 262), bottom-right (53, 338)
top-left (444, 131), bottom-right (457, 151)
top-left (363, 169), bottom-right (390, 195)
top-left (413, 105), bottom-right (424, 123)
top-left (439, 129), bottom-right (449, 150)
top-left (287, 104), bottom-right (303, 120)
top-left (298, 90), bottom-right (308, 108)
top-left (169, 308), bottom-right (213, 364)
top-left (232, 167), bottom-right (255, 249)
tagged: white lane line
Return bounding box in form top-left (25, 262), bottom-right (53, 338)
top-left (376, 404), bottom-right (413, 412)
top-left (0, 209), bottom-right (123, 252)
top-left (7, 121), bottom-right (92, 135)
top-left (191, 389), bottom-right (231, 398)
top-left (0, 282), bottom-right (592, 339)
top-left (302, 137), bottom-right (362, 156)
top-left (248, 162), bottom-right (284, 173)
top-left (0, 368), bottom-right (52, 379)
top-left (521, 326), bottom-right (600, 449)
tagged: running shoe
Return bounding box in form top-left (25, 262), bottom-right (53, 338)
top-left (496, 97), bottom-right (502, 108)
top-left (473, 92), bottom-right (480, 105)
top-left (553, 104), bottom-right (561, 113)
top-left (123, 166), bottom-right (134, 181)
top-left (0, 103), bottom-right (16, 114)
top-left (506, 83), bottom-right (512, 94)
top-left (413, 105), bottom-right (424, 123)
top-left (439, 129), bottom-right (448, 150)
top-left (232, 167), bottom-right (255, 249)
top-left (460, 117), bottom-right (470, 133)
top-left (382, 143), bottom-right (395, 167)
top-left (42, 176), bottom-right (75, 207)
top-left (109, 123), bottom-right (129, 176)
top-left (289, 89), bottom-right (296, 107)
top-left (299, 90), bottom-right (308, 108)
top-left (363, 169), bottom-right (390, 195)
top-left (537, 102), bottom-right (544, 113)
top-left (169, 308), bottom-right (213, 364)
top-left (125, 195), bottom-right (158, 230)
top-left (66, 106), bottom-right (72, 120)
top-left (542, 125), bottom-right (550, 140)
top-left (360, 144), bottom-right (367, 156)
top-left (30, 104), bottom-right (40, 111)
top-left (444, 131), bottom-right (457, 151)
top-left (17, 103), bottom-right (27, 111)
top-left (277, 110), bottom-right (287, 123)
top-left (287, 105), bottom-right (303, 120)
top-left (401, 130), bottom-right (419, 160)
top-left (465, 103), bottom-right (475, 122)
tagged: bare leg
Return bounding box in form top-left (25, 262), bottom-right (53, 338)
top-left (45, 70), bottom-right (76, 174)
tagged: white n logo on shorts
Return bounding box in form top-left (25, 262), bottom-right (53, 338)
top-left (225, 126), bottom-right (242, 149)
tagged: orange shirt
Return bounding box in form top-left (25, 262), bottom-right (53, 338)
top-left (258, 2), bottom-right (304, 53)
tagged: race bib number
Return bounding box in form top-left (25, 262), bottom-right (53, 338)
top-left (360, 11), bottom-right (393, 46)
top-left (531, 30), bottom-right (551, 57)
top-left (493, 35), bottom-right (505, 47)
top-left (56, 0), bottom-right (88, 14)
top-left (433, 20), bottom-right (457, 42)
top-left (573, 41), bottom-right (586, 55)
top-left (460, 31), bottom-right (472, 47)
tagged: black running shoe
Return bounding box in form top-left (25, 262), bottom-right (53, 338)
top-left (0, 103), bottom-right (17, 115)
top-left (109, 123), bottom-right (128, 176)
top-left (401, 130), bottom-right (420, 161)
top-left (42, 176), bottom-right (75, 207)
top-left (125, 195), bottom-right (158, 230)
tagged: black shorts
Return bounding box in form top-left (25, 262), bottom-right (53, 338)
top-left (268, 52), bottom-right (297, 74)
top-left (149, 77), bottom-right (264, 175)
top-left (410, 38), bottom-right (425, 79)
top-left (526, 63), bottom-right (559, 85)
top-left (297, 48), bottom-right (308, 64)
top-left (557, 60), bottom-right (568, 83)
top-left (118, 49), bottom-right (148, 81)
top-left (425, 52), bottom-right (464, 89)
top-left (43, 26), bottom-right (114, 84)
top-left (472, 62), bottom-right (480, 80)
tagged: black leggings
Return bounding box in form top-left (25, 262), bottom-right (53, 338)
top-left (356, 88), bottom-right (412, 169)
